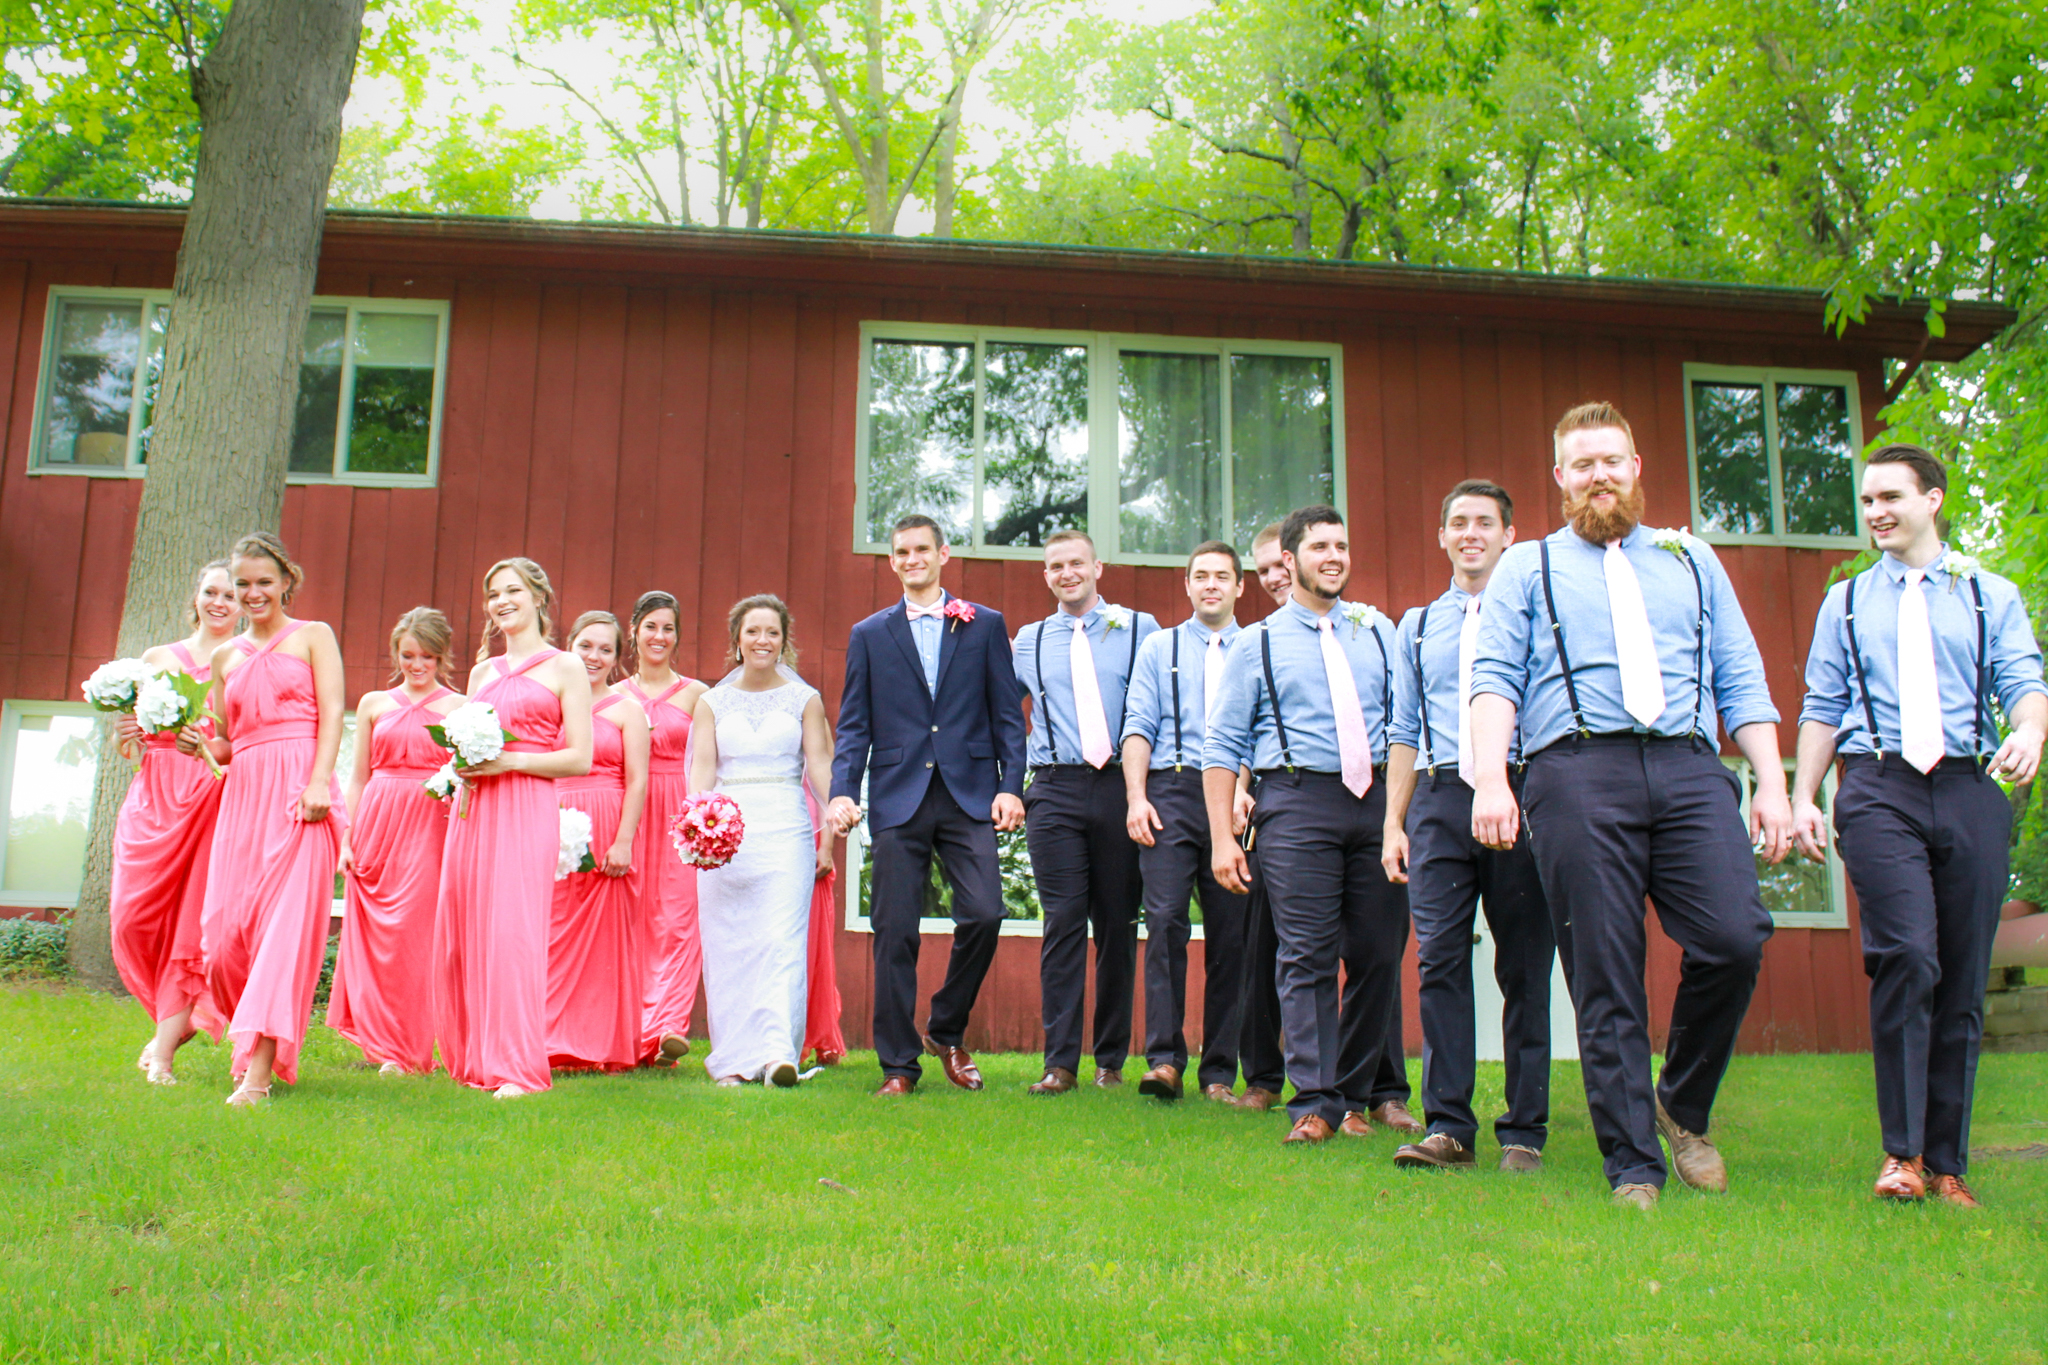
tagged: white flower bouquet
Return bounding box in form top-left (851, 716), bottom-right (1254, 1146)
top-left (83, 657), bottom-right (222, 777)
top-left (556, 805), bottom-right (597, 880)
top-left (423, 761), bottom-right (461, 802)
top-left (423, 702), bottom-right (524, 817)
top-left (81, 658), bottom-right (158, 712)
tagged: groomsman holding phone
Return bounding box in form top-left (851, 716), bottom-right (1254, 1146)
top-left (1792, 444), bottom-right (2046, 1207)
top-left (1468, 401), bottom-right (1790, 1209)
top-left (1121, 541), bottom-right (1251, 1101)
top-left (830, 515), bottom-right (1027, 1097)
top-left (1013, 531), bottom-right (1160, 1094)
top-left (1383, 479), bottom-right (1555, 1172)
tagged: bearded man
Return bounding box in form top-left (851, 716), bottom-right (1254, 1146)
top-left (1466, 401), bottom-right (1793, 1209)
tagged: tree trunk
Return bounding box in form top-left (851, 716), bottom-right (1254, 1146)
top-left (69, 0), bottom-right (366, 989)
top-left (862, 0), bottom-right (895, 233)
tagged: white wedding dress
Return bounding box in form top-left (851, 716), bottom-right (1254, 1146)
top-left (697, 677), bottom-right (816, 1083)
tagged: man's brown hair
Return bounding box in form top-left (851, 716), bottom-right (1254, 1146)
top-left (1552, 400), bottom-right (1635, 461)
top-left (1044, 528), bottom-right (1095, 556)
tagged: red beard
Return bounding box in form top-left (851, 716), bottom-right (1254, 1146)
top-left (1564, 480), bottom-right (1647, 544)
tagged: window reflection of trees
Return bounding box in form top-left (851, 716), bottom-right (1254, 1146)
top-left (866, 340), bottom-right (974, 545)
top-left (1231, 354), bottom-right (1333, 547)
top-left (981, 342), bottom-right (1089, 547)
top-left (1692, 382), bottom-right (1772, 534)
top-left (1119, 352), bottom-right (1221, 555)
top-left (1776, 383), bottom-right (1854, 537)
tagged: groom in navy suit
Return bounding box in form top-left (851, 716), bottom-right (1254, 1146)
top-left (830, 513), bottom-right (1028, 1096)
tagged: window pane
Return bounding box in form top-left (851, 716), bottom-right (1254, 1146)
top-left (1691, 382), bottom-right (1772, 535)
top-left (980, 342), bottom-right (1089, 548)
top-left (1750, 766), bottom-right (1836, 919)
top-left (135, 305), bottom-right (171, 463)
top-left (3, 711), bottom-right (100, 901)
top-left (291, 310), bottom-right (346, 475)
top-left (40, 299), bottom-right (141, 466)
top-left (344, 312), bottom-right (437, 475)
top-left (1119, 351), bottom-right (1221, 555)
top-left (1776, 383), bottom-right (1855, 537)
top-left (865, 340), bottom-right (973, 546)
top-left (1231, 354), bottom-right (1333, 547)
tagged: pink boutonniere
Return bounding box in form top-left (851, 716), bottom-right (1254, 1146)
top-left (944, 599), bottom-right (976, 632)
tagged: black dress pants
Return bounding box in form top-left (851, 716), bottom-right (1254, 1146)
top-left (1254, 771), bottom-right (1407, 1127)
top-left (868, 777), bottom-right (1006, 1082)
top-left (1026, 765), bottom-right (1142, 1074)
top-left (1407, 771), bottom-right (1554, 1150)
top-left (1138, 769), bottom-right (1249, 1086)
top-left (1521, 736), bottom-right (1772, 1189)
top-left (1237, 846), bottom-right (1285, 1094)
top-left (1834, 754), bottom-right (2010, 1177)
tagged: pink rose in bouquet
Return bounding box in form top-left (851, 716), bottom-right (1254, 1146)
top-left (670, 791), bottom-right (746, 870)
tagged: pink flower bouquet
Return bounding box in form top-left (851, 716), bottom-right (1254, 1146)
top-left (670, 791), bottom-right (746, 870)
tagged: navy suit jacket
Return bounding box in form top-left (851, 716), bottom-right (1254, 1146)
top-left (831, 597), bottom-right (1027, 833)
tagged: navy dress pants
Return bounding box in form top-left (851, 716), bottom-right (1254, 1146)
top-left (1520, 736), bottom-right (1772, 1189)
top-left (1406, 771), bottom-right (1554, 1150)
top-left (1834, 755), bottom-right (2010, 1177)
top-left (1138, 769), bottom-right (1249, 1087)
top-left (1237, 846), bottom-right (1286, 1094)
top-left (1026, 765), bottom-right (1142, 1074)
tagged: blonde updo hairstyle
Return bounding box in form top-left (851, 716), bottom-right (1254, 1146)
top-left (388, 606), bottom-right (456, 686)
top-left (228, 531), bottom-right (304, 605)
top-left (475, 557), bottom-right (557, 663)
top-left (186, 557), bottom-right (233, 627)
top-left (726, 593), bottom-right (798, 668)
top-left (567, 609), bottom-right (626, 682)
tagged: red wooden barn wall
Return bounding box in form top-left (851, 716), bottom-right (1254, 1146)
top-left (0, 213), bottom-right (1921, 1057)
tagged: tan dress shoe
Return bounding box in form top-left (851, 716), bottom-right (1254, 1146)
top-left (1499, 1144), bottom-right (1543, 1173)
top-left (922, 1036), bottom-right (985, 1091)
top-left (1202, 1083), bottom-right (1236, 1103)
top-left (1233, 1086), bottom-right (1282, 1112)
top-left (1655, 1100), bottom-right (1729, 1193)
top-left (1370, 1100), bottom-right (1425, 1136)
top-left (1928, 1173), bottom-right (1981, 1209)
top-left (1612, 1182), bottom-right (1659, 1211)
top-left (1339, 1111), bottom-right (1373, 1138)
top-left (1874, 1154), bottom-right (1926, 1201)
top-left (1138, 1064), bottom-right (1182, 1099)
top-left (1394, 1133), bottom-right (1475, 1169)
top-left (874, 1076), bottom-right (915, 1097)
top-left (1094, 1066), bottom-right (1123, 1088)
top-left (1283, 1114), bottom-right (1334, 1144)
top-left (1028, 1067), bottom-right (1078, 1095)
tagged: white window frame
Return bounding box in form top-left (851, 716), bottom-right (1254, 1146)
top-left (26, 285), bottom-right (450, 489)
top-left (1683, 363), bottom-right (1865, 550)
top-left (1723, 755), bottom-right (1850, 928)
top-left (0, 700), bottom-right (100, 908)
top-left (855, 322), bottom-right (1346, 567)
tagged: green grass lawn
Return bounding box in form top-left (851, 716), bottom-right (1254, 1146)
top-left (2, 985), bottom-right (2044, 1363)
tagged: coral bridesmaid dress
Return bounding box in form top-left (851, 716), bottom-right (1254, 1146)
top-left (200, 622), bottom-right (345, 1085)
top-left (326, 685), bottom-right (454, 1073)
top-left (546, 692), bottom-right (644, 1071)
top-left (434, 649), bottom-right (564, 1093)
top-left (109, 641), bottom-right (226, 1036)
top-left (630, 677), bottom-right (701, 1062)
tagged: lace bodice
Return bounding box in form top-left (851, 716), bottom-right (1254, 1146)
top-left (704, 679), bottom-right (815, 787)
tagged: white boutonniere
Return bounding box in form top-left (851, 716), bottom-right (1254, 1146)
top-left (1340, 602), bottom-right (1382, 639)
top-left (1945, 552), bottom-right (1981, 582)
top-left (1649, 526), bottom-right (1697, 557)
top-left (1101, 605), bottom-right (1131, 632)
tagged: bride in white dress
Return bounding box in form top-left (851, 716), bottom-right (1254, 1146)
top-left (687, 595), bottom-right (836, 1087)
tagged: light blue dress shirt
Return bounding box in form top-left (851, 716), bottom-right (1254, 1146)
top-left (1012, 602), bottom-right (1160, 767)
top-left (906, 594), bottom-right (944, 694)
top-left (1470, 525), bottom-right (1779, 755)
top-left (1799, 549), bottom-right (2045, 758)
top-left (1390, 582), bottom-right (1523, 768)
top-left (1122, 618), bottom-right (1241, 770)
top-left (1203, 596), bottom-right (1397, 774)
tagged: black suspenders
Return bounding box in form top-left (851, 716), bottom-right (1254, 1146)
top-left (1413, 602), bottom-right (1437, 772)
top-left (1258, 626), bottom-right (1296, 771)
top-left (1843, 573), bottom-right (1883, 759)
top-left (1031, 621), bottom-right (1060, 764)
top-left (1539, 539), bottom-right (1591, 738)
top-left (1032, 610), bottom-right (1146, 765)
top-left (1169, 626), bottom-right (1184, 768)
top-left (1539, 536), bottom-right (1706, 740)
top-left (1845, 568), bottom-right (1991, 761)
top-left (1680, 551), bottom-right (1706, 741)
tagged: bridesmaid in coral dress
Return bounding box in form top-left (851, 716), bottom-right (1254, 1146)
top-left (184, 533), bottom-right (346, 1106)
top-left (435, 558), bottom-right (592, 1099)
top-left (110, 558), bottom-right (239, 1085)
top-left (327, 607), bottom-right (463, 1075)
top-left (624, 590), bottom-right (707, 1065)
top-left (547, 611), bottom-right (652, 1071)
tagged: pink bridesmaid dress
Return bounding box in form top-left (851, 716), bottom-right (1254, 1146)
top-left (546, 692), bottom-right (644, 1071)
top-left (109, 641), bottom-right (226, 1037)
top-left (630, 676), bottom-right (701, 1062)
top-left (434, 649), bottom-right (564, 1093)
top-left (200, 621), bottom-right (345, 1085)
top-left (326, 685), bottom-right (454, 1072)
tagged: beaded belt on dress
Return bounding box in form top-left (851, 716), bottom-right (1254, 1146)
top-left (720, 775), bottom-right (799, 786)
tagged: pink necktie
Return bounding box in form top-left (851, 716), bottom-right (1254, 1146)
top-left (1319, 617), bottom-right (1373, 797)
top-left (1070, 617), bottom-right (1115, 768)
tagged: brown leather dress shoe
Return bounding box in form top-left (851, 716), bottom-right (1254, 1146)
top-left (1928, 1173), bottom-right (1981, 1208)
top-left (658, 1033), bottom-right (691, 1061)
top-left (1094, 1066), bottom-right (1123, 1088)
top-left (1370, 1100), bottom-right (1425, 1136)
top-left (1655, 1099), bottom-right (1729, 1193)
top-left (1233, 1086), bottom-right (1282, 1112)
top-left (1028, 1067), bottom-right (1078, 1095)
top-left (1499, 1144), bottom-right (1543, 1173)
top-left (1339, 1111), bottom-right (1373, 1138)
top-left (1202, 1083), bottom-right (1236, 1103)
top-left (1874, 1154), bottom-right (1926, 1201)
top-left (874, 1076), bottom-right (915, 1097)
top-left (1394, 1132), bottom-right (1475, 1169)
top-left (922, 1035), bottom-right (985, 1091)
top-left (1611, 1182), bottom-right (1659, 1211)
top-left (1138, 1064), bottom-right (1182, 1099)
top-left (1283, 1114), bottom-right (1335, 1144)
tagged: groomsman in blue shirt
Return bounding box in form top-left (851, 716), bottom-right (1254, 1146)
top-left (1468, 401), bottom-right (1792, 1209)
top-left (1121, 540), bottom-right (1250, 1101)
top-left (1013, 530), bottom-right (1160, 1093)
top-left (1792, 444), bottom-right (2045, 1208)
top-left (1383, 479), bottom-right (1556, 1172)
top-left (1204, 506), bottom-right (1407, 1144)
